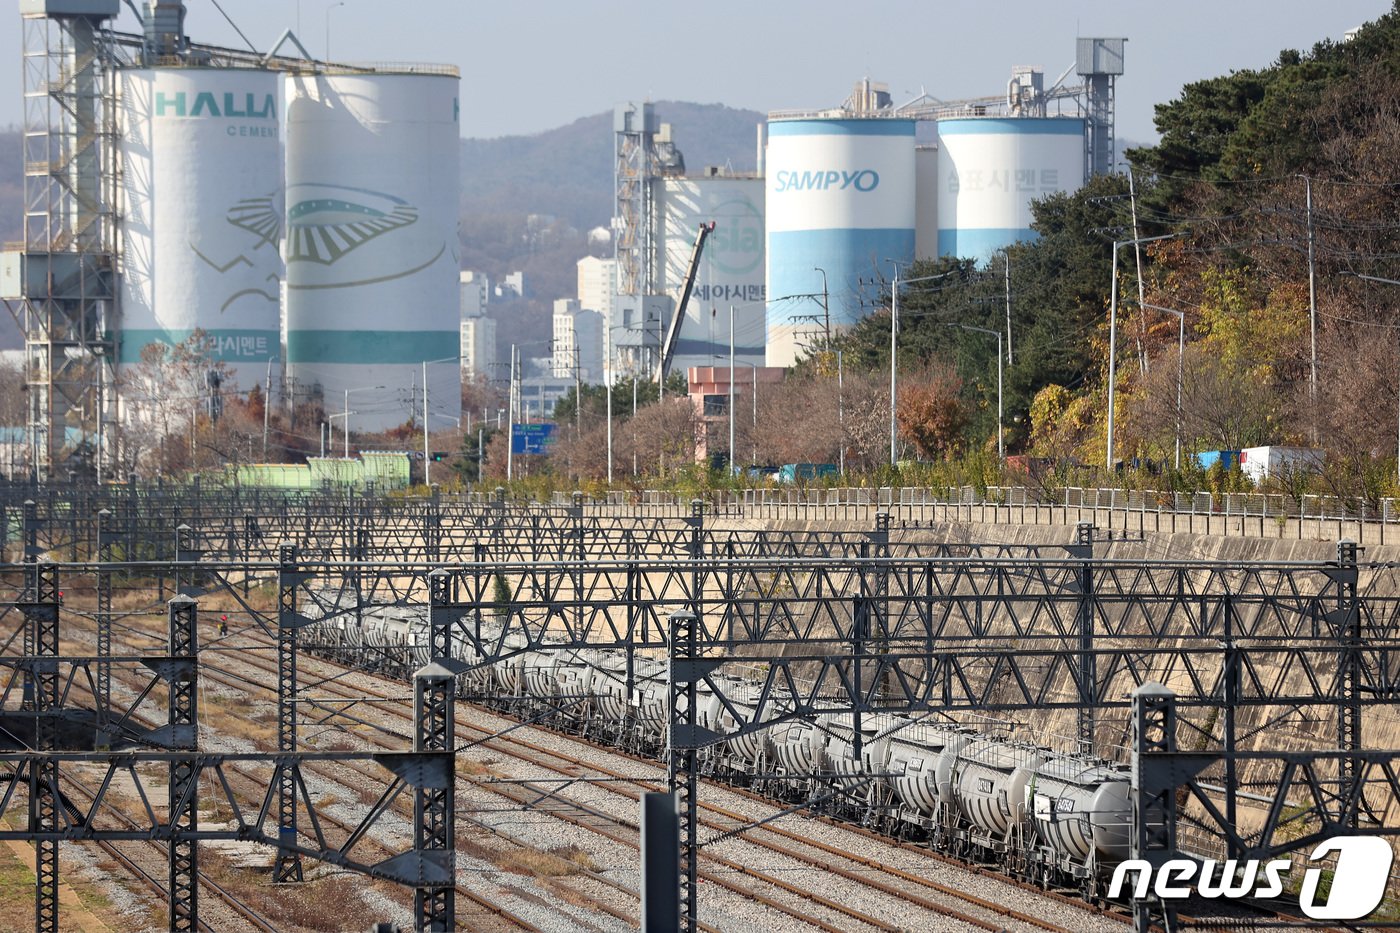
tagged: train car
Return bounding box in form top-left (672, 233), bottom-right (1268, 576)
top-left (886, 722), bottom-right (975, 837)
top-left (768, 718), bottom-right (830, 800)
top-left (824, 713), bottom-right (899, 820)
top-left (1026, 756), bottom-right (1132, 892)
top-left (551, 646), bottom-right (600, 726)
top-left (629, 657), bottom-right (670, 752)
top-left (944, 739), bottom-right (1049, 861)
top-left (488, 629), bottom-right (530, 698)
top-left (589, 650), bottom-right (631, 732)
top-left (701, 675), bottom-right (774, 778)
top-left (319, 598), bottom-right (1141, 902)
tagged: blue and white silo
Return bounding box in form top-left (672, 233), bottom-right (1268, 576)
top-left (935, 117), bottom-right (1085, 263)
top-left (764, 117), bottom-right (916, 367)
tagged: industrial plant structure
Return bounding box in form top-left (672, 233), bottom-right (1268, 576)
top-left (598, 39), bottom-right (1124, 375)
top-left (283, 69), bottom-right (461, 430)
top-left (118, 65), bottom-right (283, 389)
top-left (655, 169), bottom-right (766, 372)
top-left (764, 108), bottom-right (917, 367)
top-left (762, 38), bottom-right (1125, 367)
top-left (3, 2), bottom-right (1122, 476)
top-left (1, 0), bottom-right (461, 479)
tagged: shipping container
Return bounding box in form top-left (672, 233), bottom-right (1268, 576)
top-left (1238, 446), bottom-right (1325, 484)
top-left (1195, 450), bottom-right (1241, 471)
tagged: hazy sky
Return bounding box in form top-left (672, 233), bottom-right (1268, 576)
top-left (0, 0), bottom-right (1390, 142)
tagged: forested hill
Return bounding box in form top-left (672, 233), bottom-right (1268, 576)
top-left (457, 101), bottom-right (762, 299)
top-left (460, 101), bottom-right (761, 231)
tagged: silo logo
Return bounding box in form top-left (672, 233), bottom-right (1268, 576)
top-left (286, 182), bottom-right (446, 289)
top-left (285, 184), bottom-right (419, 266)
top-left (1108, 836), bottom-right (1392, 921)
top-left (186, 189), bottom-right (283, 314)
top-left (773, 170), bottom-right (880, 193)
top-left (154, 91), bottom-right (277, 120)
top-left (707, 196), bottom-right (762, 275)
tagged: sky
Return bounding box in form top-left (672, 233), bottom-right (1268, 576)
top-left (0, 0), bottom-right (1391, 142)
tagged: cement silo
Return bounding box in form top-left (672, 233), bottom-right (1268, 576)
top-left (764, 117), bottom-right (916, 368)
top-left (118, 67), bottom-right (283, 389)
top-left (283, 68), bottom-right (461, 431)
top-left (654, 172), bottom-right (765, 371)
top-left (936, 117), bottom-right (1085, 262)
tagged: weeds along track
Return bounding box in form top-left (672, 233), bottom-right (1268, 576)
top-left (56, 772), bottom-right (280, 933)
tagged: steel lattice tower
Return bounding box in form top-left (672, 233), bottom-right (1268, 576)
top-left (7, 2), bottom-right (120, 481)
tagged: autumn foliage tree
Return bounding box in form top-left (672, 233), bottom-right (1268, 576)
top-left (117, 332), bottom-right (238, 476)
top-left (895, 362), bottom-right (968, 460)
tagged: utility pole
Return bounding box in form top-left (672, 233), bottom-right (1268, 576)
top-left (889, 268), bottom-right (899, 467)
top-left (1304, 174), bottom-right (1317, 444)
top-left (658, 314), bottom-right (665, 402)
top-left (262, 357), bottom-right (274, 461)
top-left (887, 267), bottom-right (956, 467)
top-left (837, 350), bottom-right (845, 475)
top-left (814, 267), bottom-right (829, 344)
top-left (1004, 253), bottom-right (1013, 366)
top-left (728, 305), bottom-right (736, 477)
top-left (1128, 167), bottom-right (1149, 375)
top-left (1107, 234), bottom-right (1177, 472)
top-left (422, 360), bottom-right (430, 485)
top-left (507, 345), bottom-right (517, 483)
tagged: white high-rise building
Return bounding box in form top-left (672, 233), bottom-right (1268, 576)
top-left (551, 299), bottom-right (581, 378)
top-left (552, 300), bottom-right (604, 383)
top-left (460, 270), bottom-right (489, 317)
top-left (461, 317), bottom-right (497, 382)
top-left (576, 256), bottom-right (617, 377)
top-left (460, 270), bottom-right (496, 381)
top-left (498, 271), bottom-right (525, 299)
top-left (576, 256), bottom-right (616, 319)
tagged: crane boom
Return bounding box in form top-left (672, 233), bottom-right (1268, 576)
top-left (656, 221), bottom-right (716, 383)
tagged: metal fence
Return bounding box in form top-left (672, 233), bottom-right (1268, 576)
top-left (542, 485), bottom-right (1400, 545)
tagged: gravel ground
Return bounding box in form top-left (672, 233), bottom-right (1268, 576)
top-left (453, 700), bottom-right (1129, 933)
top-left (59, 838), bottom-right (159, 932)
top-left (93, 625), bottom-right (1139, 933)
top-left (269, 649), bottom-right (1135, 933)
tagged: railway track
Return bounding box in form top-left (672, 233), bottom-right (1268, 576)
top-left (64, 595), bottom-right (1126, 930)
top-left (206, 630), bottom-right (1125, 933)
top-left (197, 648), bottom-right (900, 932)
top-left (88, 662), bottom-right (554, 933)
top-left (58, 772), bottom-right (281, 933)
top-left (58, 591), bottom-right (1334, 931)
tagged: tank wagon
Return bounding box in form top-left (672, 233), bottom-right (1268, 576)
top-left (300, 597), bottom-right (1136, 898)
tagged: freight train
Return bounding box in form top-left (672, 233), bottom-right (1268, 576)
top-left (301, 596), bottom-right (1133, 899)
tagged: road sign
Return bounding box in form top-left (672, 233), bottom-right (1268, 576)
top-left (511, 423), bottom-right (556, 455)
